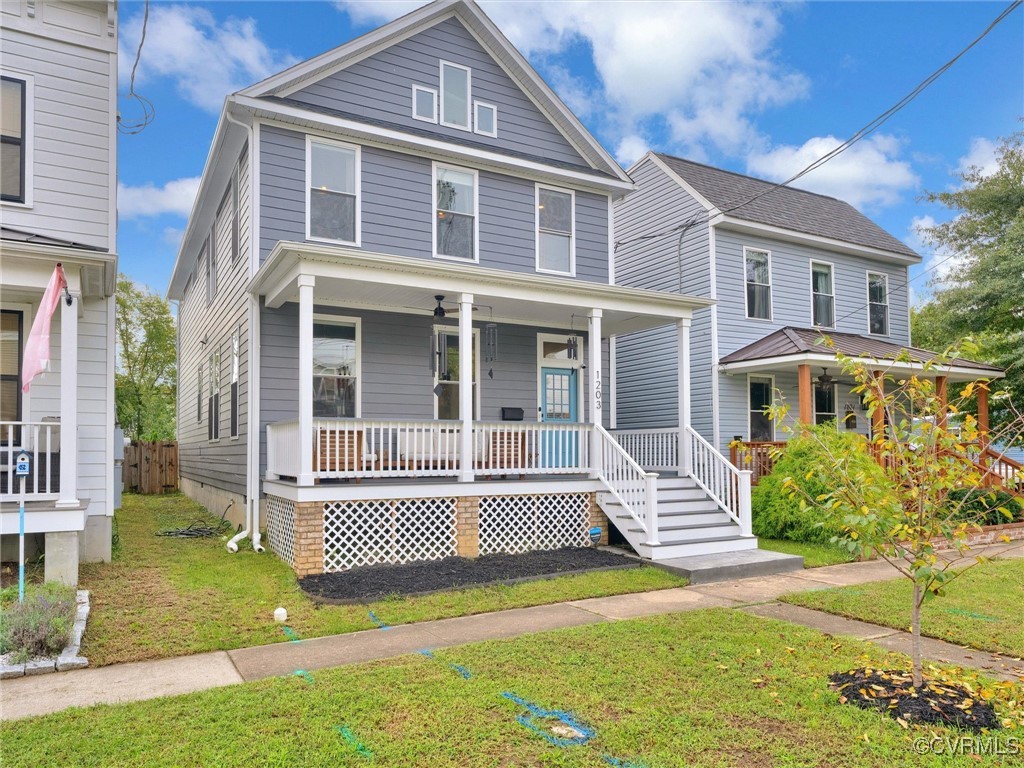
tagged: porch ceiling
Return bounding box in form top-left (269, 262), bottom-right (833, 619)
top-left (250, 243), bottom-right (714, 335)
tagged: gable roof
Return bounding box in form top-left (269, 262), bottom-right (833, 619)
top-left (241, 0), bottom-right (630, 185)
top-left (653, 153), bottom-right (920, 260)
top-left (720, 326), bottom-right (1001, 375)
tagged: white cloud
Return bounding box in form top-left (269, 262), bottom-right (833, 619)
top-left (956, 137), bottom-right (999, 178)
top-left (615, 135), bottom-right (649, 167)
top-left (118, 177), bottom-right (201, 220)
top-left (747, 134), bottom-right (919, 210)
top-left (905, 214), bottom-right (968, 303)
top-left (119, 5), bottom-right (298, 113)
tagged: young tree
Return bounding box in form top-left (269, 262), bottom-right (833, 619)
top-left (769, 344), bottom-right (1023, 687)
top-left (115, 275), bottom-right (177, 442)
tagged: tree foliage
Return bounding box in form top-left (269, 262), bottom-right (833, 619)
top-left (115, 275), bottom-right (176, 442)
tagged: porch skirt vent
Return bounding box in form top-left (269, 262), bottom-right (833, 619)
top-left (478, 493), bottom-right (591, 555)
top-left (322, 498), bottom-right (458, 572)
top-left (266, 495), bottom-right (296, 567)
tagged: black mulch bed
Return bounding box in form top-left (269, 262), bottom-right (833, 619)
top-left (830, 668), bottom-right (1001, 731)
top-left (299, 547), bottom-right (641, 603)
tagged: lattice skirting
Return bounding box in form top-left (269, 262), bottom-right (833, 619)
top-left (478, 493), bottom-right (592, 555)
top-left (266, 495), bottom-right (296, 566)
top-left (322, 498), bottom-right (459, 572)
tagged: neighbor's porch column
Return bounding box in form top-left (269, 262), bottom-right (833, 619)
top-left (459, 293), bottom-right (474, 483)
top-left (56, 292), bottom-right (79, 508)
top-left (871, 370), bottom-right (885, 440)
top-left (977, 381), bottom-right (990, 451)
top-left (797, 363), bottom-right (813, 424)
top-left (935, 375), bottom-right (948, 431)
top-left (677, 316), bottom-right (692, 476)
top-left (588, 309), bottom-right (603, 479)
top-left (297, 275), bottom-right (315, 486)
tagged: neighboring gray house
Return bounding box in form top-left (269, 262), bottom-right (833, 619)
top-left (613, 152), bottom-right (1004, 481)
top-left (0, 0), bottom-right (119, 584)
top-left (169, 0), bottom-right (768, 576)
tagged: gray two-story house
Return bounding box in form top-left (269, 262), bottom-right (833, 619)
top-left (170, 0), bottom-right (772, 577)
top-left (613, 152), bottom-right (1003, 482)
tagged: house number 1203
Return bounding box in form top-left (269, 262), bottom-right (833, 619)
top-left (594, 376), bottom-right (602, 410)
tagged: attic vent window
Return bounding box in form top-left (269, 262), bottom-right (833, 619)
top-left (412, 85), bottom-right (437, 123)
top-left (440, 61), bottom-right (470, 130)
top-left (474, 102), bottom-right (497, 137)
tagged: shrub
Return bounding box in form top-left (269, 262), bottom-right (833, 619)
top-left (946, 488), bottom-right (1023, 527)
top-left (0, 582), bottom-right (76, 663)
top-left (751, 425), bottom-right (890, 544)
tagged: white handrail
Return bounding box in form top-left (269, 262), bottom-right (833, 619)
top-left (472, 421), bottom-right (590, 476)
top-left (685, 426), bottom-right (752, 536)
top-left (610, 428), bottom-right (679, 471)
top-left (595, 424), bottom-right (659, 545)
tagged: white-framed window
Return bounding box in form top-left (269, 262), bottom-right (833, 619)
top-left (867, 272), bottom-right (889, 336)
top-left (473, 101), bottom-right (497, 137)
top-left (313, 315), bottom-right (360, 419)
top-left (208, 350), bottom-right (220, 441)
top-left (810, 261), bottom-right (834, 328)
top-left (203, 240), bottom-right (213, 307)
top-left (196, 365), bottom-right (203, 424)
top-left (814, 382), bottom-right (838, 426)
top-left (439, 60), bottom-right (471, 130)
top-left (1, 73), bottom-right (33, 206)
top-left (432, 325), bottom-right (479, 420)
top-left (0, 308), bottom-right (24, 441)
top-left (230, 328), bottom-right (240, 439)
top-left (748, 375), bottom-right (774, 441)
top-left (536, 185), bottom-right (574, 275)
top-left (412, 84), bottom-right (438, 123)
top-left (306, 136), bottom-right (360, 246)
top-left (433, 163), bottom-right (478, 262)
top-left (744, 247), bottom-right (772, 320)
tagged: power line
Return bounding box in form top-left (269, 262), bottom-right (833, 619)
top-left (118, 0), bottom-right (155, 135)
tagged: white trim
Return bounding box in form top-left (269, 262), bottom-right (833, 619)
top-left (312, 313), bottom-right (363, 419)
top-left (608, 334), bottom-right (617, 429)
top-left (439, 60), bottom-right (472, 131)
top-left (230, 326), bottom-right (241, 438)
top-left (105, 293), bottom-right (115, 515)
top-left (742, 246), bottom-right (772, 322)
top-left (432, 161), bottom-right (479, 263)
top-left (0, 71), bottom-right (35, 208)
top-left (641, 152), bottom-right (717, 214)
top-left (432, 323), bottom-right (480, 419)
top-left (866, 271), bottom-right (890, 337)
top-left (305, 134), bottom-right (362, 247)
top-left (412, 84), bottom-right (438, 124)
top-left (607, 194), bottom-right (615, 286)
top-left (107, 50), bottom-right (117, 249)
top-left (250, 121), bottom-right (261, 281)
top-left (473, 100), bottom-right (497, 137)
top-left (536, 332), bottom-right (584, 424)
top-left (535, 183), bottom-right (575, 277)
top-left (207, 348), bottom-right (221, 442)
top-left (709, 222), bottom-right (721, 448)
top-left (262, 476), bottom-right (603, 504)
top-left (720, 352), bottom-right (1001, 381)
top-left (809, 259), bottom-right (835, 329)
top-left (747, 373), bottom-right (776, 442)
top-left (0, 303), bottom-right (33, 429)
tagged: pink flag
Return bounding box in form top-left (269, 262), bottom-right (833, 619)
top-left (21, 263), bottom-right (67, 393)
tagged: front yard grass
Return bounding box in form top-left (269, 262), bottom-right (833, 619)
top-left (781, 558), bottom-right (1024, 657)
top-left (80, 493), bottom-right (684, 665)
top-left (4, 609), bottom-right (1022, 767)
top-left (758, 538), bottom-right (859, 568)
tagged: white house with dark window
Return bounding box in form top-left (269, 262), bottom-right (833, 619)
top-left (0, 0), bottom-right (118, 584)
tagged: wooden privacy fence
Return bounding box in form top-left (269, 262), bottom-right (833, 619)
top-left (124, 441), bottom-right (179, 494)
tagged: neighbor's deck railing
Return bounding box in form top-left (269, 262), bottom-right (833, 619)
top-left (730, 440), bottom-right (786, 485)
top-left (688, 426), bottom-right (752, 536)
top-left (610, 428), bottom-right (678, 472)
top-left (1, 421), bottom-right (61, 500)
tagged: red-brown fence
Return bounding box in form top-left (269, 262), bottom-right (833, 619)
top-left (123, 441), bottom-right (179, 494)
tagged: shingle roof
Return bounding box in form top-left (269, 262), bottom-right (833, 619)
top-left (1, 226), bottom-right (105, 252)
top-left (719, 327), bottom-right (1001, 373)
top-left (654, 154), bottom-right (920, 260)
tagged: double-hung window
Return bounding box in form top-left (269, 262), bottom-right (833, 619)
top-left (811, 261), bottom-right (834, 328)
top-left (432, 327), bottom-right (477, 420)
top-left (229, 329), bottom-right (240, 438)
top-left (536, 186), bottom-right (574, 275)
top-left (434, 164), bottom-right (477, 261)
top-left (196, 365), bottom-right (203, 424)
top-left (744, 248), bottom-right (772, 320)
top-left (1, 75), bottom-right (29, 204)
top-left (440, 61), bottom-right (470, 130)
top-left (748, 376), bottom-right (774, 441)
top-left (867, 272), bottom-right (889, 335)
top-left (208, 350), bottom-right (220, 441)
top-left (307, 138), bottom-right (359, 245)
top-left (313, 317), bottom-right (359, 418)
top-left (0, 309), bottom-right (23, 443)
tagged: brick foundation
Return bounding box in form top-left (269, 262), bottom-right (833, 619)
top-left (934, 520), bottom-right (1024, 550)
top-left (292, 501), bottom-right (325, 578)
top-left (588, 495), bottom-right (609, 546)
top-left (456, 496), bottom-right (481, 558)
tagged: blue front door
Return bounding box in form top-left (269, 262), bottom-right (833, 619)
top-left (541, 367), bottom-right (578, 468)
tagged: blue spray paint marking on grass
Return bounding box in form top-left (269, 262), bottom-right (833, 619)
top-left (367, 611), bottom-right (391, 630)
top-left (603, 754), bottom-right (647, 767)
top-left (449, 663), bottom-right (472, 679)
top-left (281, 626), bottom-right (301, 643)
top-left (417, 649), bottom-right (435, 659)
top-left (946, 608), bottom-right (999, 622)
top-left (293, 669), bottom-right (315, 684)
top-left (334, 725), bottom-right (373, 759)
top-left (501, 692), bottom-right (595, 747)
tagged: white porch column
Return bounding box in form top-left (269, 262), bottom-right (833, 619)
top-left (458, 293), bottom-right (474, 482)
top-left (297, 275), bottom-right (315, 487)
top-left (56, 293), bottom-right (79, 508)
top-left (677, 316), bottom-right (692, 477)
top-left (588, 309), bottom-right (603, 479)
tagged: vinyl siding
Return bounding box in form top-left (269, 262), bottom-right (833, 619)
top-left (289, 17), bottom-right (586, 167)
top-left (259, 125), bottom-right (609, 283)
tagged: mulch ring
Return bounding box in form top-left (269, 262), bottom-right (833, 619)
top-left (299, 547), bottom-right (642, 603)
top-left (830, 668), bottom-right (1001, 732)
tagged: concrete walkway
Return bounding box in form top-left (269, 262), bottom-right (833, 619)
top-left (2, 544), bottom-right (1021, 721)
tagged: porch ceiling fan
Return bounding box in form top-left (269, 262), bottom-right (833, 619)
top-left (817, 367), bottom-right (836, 386)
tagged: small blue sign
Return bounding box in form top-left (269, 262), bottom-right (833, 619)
top-left (15, 452), bottom-right (30, 477)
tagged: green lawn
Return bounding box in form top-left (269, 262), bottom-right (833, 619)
top-left (782, 558), bottom-right (1024, 657)
top-left (79, 493), bottom-right (685, 666)
top-left (4, 609), bottom-right (1022, 767)
top-left (758, 538), bottom-right (859, 568)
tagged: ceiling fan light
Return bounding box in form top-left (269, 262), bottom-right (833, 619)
top-left (433, 295), bottom-right (446, 317)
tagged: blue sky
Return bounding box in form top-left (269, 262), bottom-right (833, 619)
top-left (115, 1), bottom-right (1023, 302)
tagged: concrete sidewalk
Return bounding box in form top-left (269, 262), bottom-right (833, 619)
top-left (2, 544), bottom-right (1021, 721)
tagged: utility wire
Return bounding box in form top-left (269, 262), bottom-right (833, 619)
top-left (118, 0), bottom-right (155, 135)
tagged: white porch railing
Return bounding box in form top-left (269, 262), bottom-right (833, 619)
top-left (610, 428), bottom-right (679, 471)
top-left (685, 425), bottom-right (752, 536)
top-left (595, 425), bottom-right (659, 544)
top-left (472, 421), bottom-right (590, 476)
top-left (1, 421), bottom-right (61, 500)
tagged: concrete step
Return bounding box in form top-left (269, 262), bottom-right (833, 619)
top-left (638, 534), bottom-right (760, 560)
top-left (650, 548), bottom-right (805, 584)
